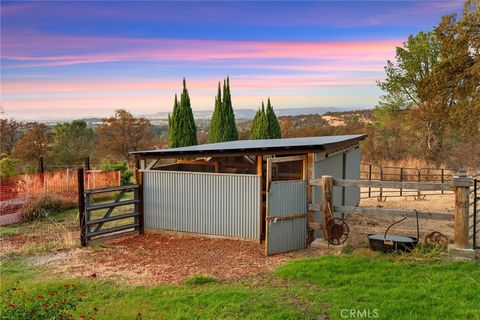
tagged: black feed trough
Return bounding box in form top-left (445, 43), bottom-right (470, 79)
top-left (368, 210), bottom-right (419, 253)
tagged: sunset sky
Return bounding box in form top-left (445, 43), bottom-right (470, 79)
top-left (1, 1), bottom-right (463, 120)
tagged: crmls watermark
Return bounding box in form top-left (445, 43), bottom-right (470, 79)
top-left (340, 309), bottom-right (379, 319)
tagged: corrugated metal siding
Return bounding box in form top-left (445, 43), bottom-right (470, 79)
top-left (345, 147), bottom-right (361, 206)
top-left (266, 180), bottom-right (307, 255)
top-left (312, 146), bottom-right (361, 238)
top-left (143, 170), bottom-right (260, 239)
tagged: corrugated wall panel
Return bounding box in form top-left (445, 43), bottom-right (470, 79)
top-left (266, 181), bottom-right (307, 255)
top-left (312, 146), bottom-right (361, 238)
top-left (143, 170), bottom-right (260, 239)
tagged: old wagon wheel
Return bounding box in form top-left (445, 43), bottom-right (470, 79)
top-left (325, 218), bottom-right (349, 245)
top-left (425, 231), bottom-right (449, 247)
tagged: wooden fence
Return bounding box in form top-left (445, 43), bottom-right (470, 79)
top-left (309, 174), bottom-right (474, 250)
top-left (360, 163), bottom-right (479, 200)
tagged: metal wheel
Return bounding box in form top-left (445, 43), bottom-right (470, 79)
top-left (325, 218), bottom-right (349, 245)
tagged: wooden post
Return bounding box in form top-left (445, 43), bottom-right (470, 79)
top-left (77, 168), bottom-right (87, 246)
top-left (400, 167), bottom-right (403, 196)
top-left (306, 153), bottom-right (314, 244)
top-left (39, 156), bottom-right (44, 174)
top-left (368, 164), bottom-right (372, 198)
top-left (453, 174), bottom-right (471, 249)
top-left (136, 169), bottom-right (145, 235)
top-left (257, 155), bottom-right (264, 243)
top-left (322, 175), bottom-right (333, 240)
top-left (84, 156), bottom-right (90, 171)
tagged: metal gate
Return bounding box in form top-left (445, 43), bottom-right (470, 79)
top-left (80, 184), bottom-right (141, 246)
top-left (265, 156), bottom-right (308, 255)
top-left (472, 178), bottom-right (479, 250)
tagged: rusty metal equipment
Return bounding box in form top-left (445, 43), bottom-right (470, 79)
top-left (368, 210), bottom-right (419, 252)
top-left (425, 231), bottom-right (449, 247)
top-left (324, 202), bottom-right (349, 245)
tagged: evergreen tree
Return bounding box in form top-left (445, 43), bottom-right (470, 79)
top-left (208, 77), bottom-right (238, 143)
top-left (168, 94), bottom-right (180, 147)
top-left (168, 79), bottom-right (197, 148)
top-left (249, 99), bottom-right (281, 140)
top-left (249, 102), bottom-right (268, 140)
top-left (265, 98), bottom-right (281, 139)
top-left (208, 82), bottom-right (223, 143)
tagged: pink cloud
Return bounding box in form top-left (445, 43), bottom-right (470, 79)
top-left (3, 33), bottom-right (401, 67)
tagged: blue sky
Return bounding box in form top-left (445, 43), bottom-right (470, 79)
top-left (1, 1), bottom-right (463, 119)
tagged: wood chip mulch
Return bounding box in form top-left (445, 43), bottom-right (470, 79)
top-left (62, 233), bottom-right (308, 285)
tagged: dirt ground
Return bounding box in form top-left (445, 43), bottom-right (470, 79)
top-left (20, 232), bottom-right (330, 286)
top-left (346, 193), bottom-right (455, 247)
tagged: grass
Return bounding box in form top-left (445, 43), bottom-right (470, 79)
top-left (0, 226), bottom-right (20, 237)
top-left (2, 204), bottom-right (479, 319)
top-left (1, 252), bottom-right (479, 319)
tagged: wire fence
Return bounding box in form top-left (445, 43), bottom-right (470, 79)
top-left (0, 169), bottom-right (121, 217)
top-left (360, 163), bottom-right (479, 200)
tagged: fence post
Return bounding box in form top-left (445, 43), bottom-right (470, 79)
top-left (368, 164), bottom-right (372, 198)
top-left (417, 169), bottom-right (421, 199)
top-left (400, 167), bottom-right (403, 196)
top-left (441, 169), bottom-right (445, 195)
top-left (136, 169), bottom-right (145, 235)
top-left (379, 166), bottom-right (383, 201)
top-left (453, 172), bottom-right (471, 250)
top-left (322, 175), bottom-right (333, 240)
top-left (84, 157), bottom-right (90, 171)
top-left (77, 168), bottom-right (87, 247)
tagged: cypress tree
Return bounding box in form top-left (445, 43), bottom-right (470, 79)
top-left (249, 99), bottom-right (281, 140)
top-left (249, 102), bottom-right (268, 140)
top-left (266, 98), bottom-right (281, 139)
top-left (208, 77), bottom-right (238, 143)
top-left (208, 82), bottom-right (223, 143)
top-left (223, 77), bottom-right (239, 141)
top-left (168, 94), bottom-right (180, 147)
top-left (168, 79), bottom-right (197, 148)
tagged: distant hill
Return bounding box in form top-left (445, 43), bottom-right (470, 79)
top-left (145, 106), bottom-right (366, 121)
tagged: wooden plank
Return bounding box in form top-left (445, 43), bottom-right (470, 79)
top-left (336, 179), bottom-right (450, 191)
top-left (257, 155), bottom-right (264, 244)
top-left (332, 205), bottom-right (454, 222)
top-left (85, 184), bottom-right (139, 195)
top-left (269, 155), bottom-right (306, 163)
top-left (308, 222), bottom-right (323, 230)
top-left (266, 213), bottom-right (306, 221)
top-left (145, 159), bottom-right (159, 170)
top-left (309, 178), bottom-right (451, 191)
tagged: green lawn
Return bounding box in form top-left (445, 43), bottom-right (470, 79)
top-left (1, 252), bottom-right (479, 319)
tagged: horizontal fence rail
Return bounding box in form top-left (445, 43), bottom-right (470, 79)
top-left (359, 163), bottom-right (479, 200)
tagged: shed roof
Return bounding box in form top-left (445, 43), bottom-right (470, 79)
top-left (131, 134), bottom-right (366, 159)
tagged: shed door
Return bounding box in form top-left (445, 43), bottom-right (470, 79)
top-left (265, 156), bottom-right (308, 255)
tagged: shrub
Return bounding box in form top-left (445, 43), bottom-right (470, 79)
top-left (0, 156), bottom-right (19, 178)
top-left (184, 275), bottom-right (218, 286)
top-left (20, 195), bottom-right (77, 222)
top-left (101, 161), bottom-right (133, 185)
top-left (0, 284), bottom-right (97, 320)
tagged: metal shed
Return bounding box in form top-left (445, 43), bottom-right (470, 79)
top-left (131, 134), bottom-right (366, 255)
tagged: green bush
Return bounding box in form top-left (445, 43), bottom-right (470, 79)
top-left (20, 195), bottom-right (77, 222)
top-left (0, 156), bottom-right (19, 178)
top-left (184, 275), bottom-right (218, 286)
top-left (0, 284), bottom-right (97, 320)
top-left (101, 161), bottom-right (133, 185)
